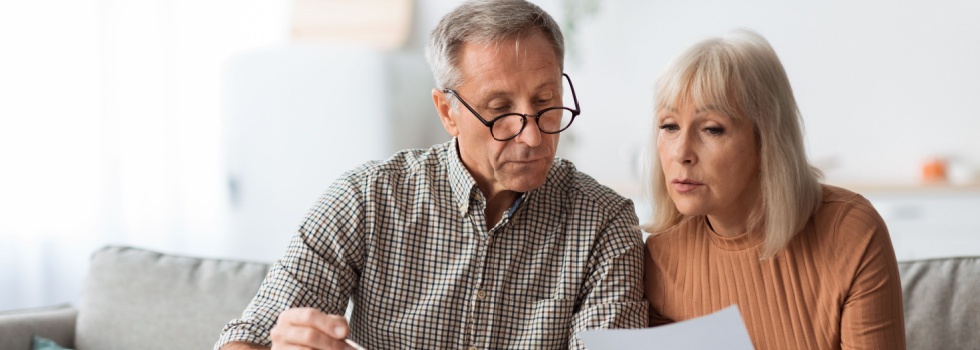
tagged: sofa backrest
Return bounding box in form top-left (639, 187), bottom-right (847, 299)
top-left (70, 247), bottom-right (977, 349)
top-left (898, 256), bottom-right (980, 350)
top-left (75, 246), bottom-right (271, 350)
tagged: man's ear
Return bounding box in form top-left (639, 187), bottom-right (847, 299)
top-left (433, 88), bottom-right (459, 137)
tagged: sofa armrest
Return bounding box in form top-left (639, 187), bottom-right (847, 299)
top-left (0, 304), bottom-right (77, 350)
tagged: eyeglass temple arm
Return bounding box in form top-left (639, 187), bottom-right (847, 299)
top-left (562, 73), bottom-right (581, 113)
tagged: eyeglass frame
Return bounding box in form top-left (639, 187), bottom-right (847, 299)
top-left (442, 73), bottom-right (581, 141)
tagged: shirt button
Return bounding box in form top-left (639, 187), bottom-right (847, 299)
top-left (477, 290), bottom-right (486, 300)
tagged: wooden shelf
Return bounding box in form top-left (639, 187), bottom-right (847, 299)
top-left (291, 0), bottom-right (413, 50)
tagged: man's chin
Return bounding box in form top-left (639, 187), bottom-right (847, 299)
top-left (501, 170), bottom-right (549, 192)
top-left (498, 159), bottom-right (552, 191)
top-left (505, 180), bottom-right (546, 193)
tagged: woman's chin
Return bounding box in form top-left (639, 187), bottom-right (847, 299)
top-left (671, 199), bottom-right (706, 217)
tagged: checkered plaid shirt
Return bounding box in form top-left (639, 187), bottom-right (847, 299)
top-left (216, 139), bottom-right (646, 349)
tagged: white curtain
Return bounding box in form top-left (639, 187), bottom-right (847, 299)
top-left (0, 0), bottom-right (289, 311)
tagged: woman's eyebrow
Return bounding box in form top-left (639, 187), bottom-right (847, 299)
top-left (695, 104), bottom-right (722, 114)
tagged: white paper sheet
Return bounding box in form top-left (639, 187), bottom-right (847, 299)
top-left (579, 305), bottom-right (754, 349)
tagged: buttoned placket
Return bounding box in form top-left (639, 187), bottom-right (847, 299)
top-left (463, 190), bottom-right (489, 350)
top-left (464, 192), bottom-right (522, 350)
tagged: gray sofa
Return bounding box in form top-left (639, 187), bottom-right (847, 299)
top-left (900, 256), bottom-right (980, 349)
top-left (0, 246), bottom-right (270, 350)
top-left (1, 246), bottom-right (977, 349)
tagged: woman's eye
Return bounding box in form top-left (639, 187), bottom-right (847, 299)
top-left (659, 124), bottom-right (679, 132)
top-left (488, 106), bottom-right (510, 113)
top-left (704, 127), bottom-right (725, 135)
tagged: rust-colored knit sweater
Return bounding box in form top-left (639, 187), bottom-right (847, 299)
top-left (644, 185), bottom-right (905, 349)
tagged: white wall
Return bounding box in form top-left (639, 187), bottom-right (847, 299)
top-left (556, 0), bottom-right (980, 191)
top-left (221, 45), bottom-right (437, 262)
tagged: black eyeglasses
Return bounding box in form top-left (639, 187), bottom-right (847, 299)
top-left (443, 73), bottom-right (581, 141)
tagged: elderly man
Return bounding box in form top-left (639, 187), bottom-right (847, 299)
top-left (216, 1), bottom-right (646, 349)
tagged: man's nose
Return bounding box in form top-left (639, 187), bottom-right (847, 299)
top-left (513, 114), bottom-right (542, 146)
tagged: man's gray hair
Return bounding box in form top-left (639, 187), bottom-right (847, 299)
top-left (425, 0), bottom-right (565, 91)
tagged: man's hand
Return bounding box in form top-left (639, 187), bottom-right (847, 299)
top-left (218, 308), bottom-right (353, 350)
top-left (270, 307), bottom-right (352, 349)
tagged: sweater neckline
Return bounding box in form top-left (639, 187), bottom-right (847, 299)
top-left (703, 217), bottom-right (764, 251)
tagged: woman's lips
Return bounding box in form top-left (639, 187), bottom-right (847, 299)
top-left (671, 179), bottom-right (704, 193)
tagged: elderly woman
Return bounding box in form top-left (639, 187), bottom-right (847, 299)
top-left (642, 30), bottom-right (906, 349)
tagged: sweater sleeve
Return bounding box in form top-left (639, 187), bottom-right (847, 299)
top-left (835, 196), bottom-right (906, 350)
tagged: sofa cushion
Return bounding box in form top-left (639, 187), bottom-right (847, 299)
top-left (75, 246), bottom-right (270, 350)
top-left (0, 305), bottom-right (76, 350)
top-left (898, 256), bottom-right (980, 350)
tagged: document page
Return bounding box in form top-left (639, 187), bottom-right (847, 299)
top-left (580, 305), bottom-right (754, 349)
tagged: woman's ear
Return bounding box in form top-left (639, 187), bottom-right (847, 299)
top-left (433, 88), bottom-right (459, 137)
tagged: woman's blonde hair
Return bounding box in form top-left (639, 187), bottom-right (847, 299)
top-left (641, 29), bottom-right (823, 259)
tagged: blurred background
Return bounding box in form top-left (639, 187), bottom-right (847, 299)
top-left (2, 0), bottom-right (979, 312)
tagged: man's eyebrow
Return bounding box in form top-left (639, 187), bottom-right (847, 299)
top-left (477, 81), bottom-right (561, 102)
top-left (476, 90), bottom-right (509, 103)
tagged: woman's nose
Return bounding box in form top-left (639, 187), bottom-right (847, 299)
top-left (671, 132), bottom-right (696, 165)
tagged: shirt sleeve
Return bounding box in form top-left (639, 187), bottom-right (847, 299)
top-left (837, 196), bottom-right (907, 350)
top-left (568, 199), bottom-right (648, 349)
top-left (643, 243), bottom-right (673, 327)
top-left (214, 176), bottom-right (366, 349)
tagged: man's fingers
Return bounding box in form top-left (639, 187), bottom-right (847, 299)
top-left (279, 307), bottom-right (349, 339)
top-left (321, 314), bottom-right (349, 339)
top-left (271, 322), bottom-right (346, 348)
top-left (272, 307), bottom-right (352, 350)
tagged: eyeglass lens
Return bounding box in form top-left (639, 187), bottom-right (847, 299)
top-left (491, 108), bottom-right (574, 140)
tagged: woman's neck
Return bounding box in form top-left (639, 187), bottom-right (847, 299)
top-left (705, 215), bottom-right (748, 237)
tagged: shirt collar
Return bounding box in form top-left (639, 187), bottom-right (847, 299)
top-left (446, 137), bottom-right (480, 217)
top-left (446, 138), bottom-right (558, 219)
